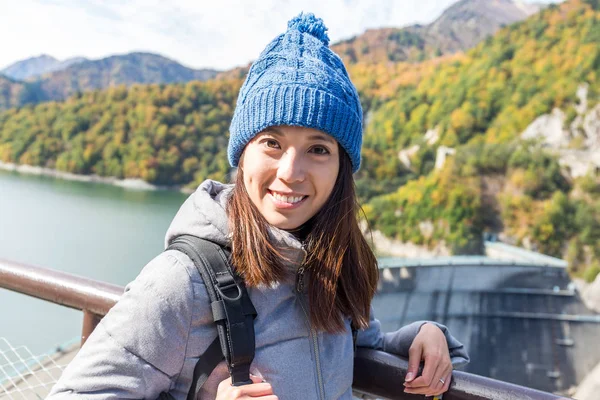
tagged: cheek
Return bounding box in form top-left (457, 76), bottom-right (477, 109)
top-left (316, 163), bottom-right (339, 201)
top-left (242, 161), bottom-right (272, 197)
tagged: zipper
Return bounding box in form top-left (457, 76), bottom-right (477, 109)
top-left (295, 244), bottom-right (326, 400)
top-left (296, 266), bottom-right (305, 292)
top-left (295, 242), bottom-right (307, 293)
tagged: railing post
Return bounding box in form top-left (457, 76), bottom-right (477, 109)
top-left (81, 310), bottom-right (102, 346)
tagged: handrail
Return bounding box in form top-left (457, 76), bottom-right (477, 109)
top-left (0, 258), bottom-right (123, 344)
top-left (0, 259), bottom-right (122, 314)
top-left (353, 348), bottom-right (569, 400)
top-left (0, 258), bottom-right (572, 399)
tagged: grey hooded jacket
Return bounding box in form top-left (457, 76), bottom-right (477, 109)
top-left (47, 180), bottom-right (469, 400)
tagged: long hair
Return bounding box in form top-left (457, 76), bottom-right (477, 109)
top-left (227, 147), bottom-right (379, 333)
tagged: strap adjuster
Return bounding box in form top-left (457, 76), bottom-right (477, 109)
top-left (217, 281), bottom-right (242, 301)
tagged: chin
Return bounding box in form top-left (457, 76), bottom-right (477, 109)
top-left (266, 215), bottom-right (304, 231)
top-left (271, 220), bottom-right (302, 231)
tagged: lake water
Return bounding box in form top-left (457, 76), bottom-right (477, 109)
top-left (0, 170), bottom-right (188, 354)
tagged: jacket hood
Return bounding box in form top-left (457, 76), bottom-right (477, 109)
top-left (164, 179), bottom-right (305, 267)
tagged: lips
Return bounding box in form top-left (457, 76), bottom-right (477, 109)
top-left (268, 190), bottom-right (308, 205)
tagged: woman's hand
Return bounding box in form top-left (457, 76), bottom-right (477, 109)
top-left (403, 323), bottom-right (452, 397)
top-left (216, 375), bottom-right (278, 399)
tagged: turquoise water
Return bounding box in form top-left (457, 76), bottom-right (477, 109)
top-left (0, 170), bottom-right (188, 354)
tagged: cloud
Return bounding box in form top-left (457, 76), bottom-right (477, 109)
top-left (0, 0), bottom-right (560, 71)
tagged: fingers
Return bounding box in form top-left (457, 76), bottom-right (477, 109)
top-left (405, 349), bottom-right (440, 388)
top-left (217, 377), bottom-right (233, 391)
top-left (238, 397), bottom-right (279, 400)
top-left (437, 371), bottom-right (452, 395)
top-left (404, 353), bottom-right (453, 396)
top-left (216, 375), bottom-right (277, 399)
top-left (403, 322), bottom-right (454, 396)
top-left (430, 365), bottom-right (453, 396)
top-left (404, 368), bottom-right (452, 396)
top-left (219, 383), bottom-right (275, 398)
top-left (249, 375), bottom-right (266, 384)
top-left (217, 374), bottom-right (265, 388)
top-left (405, 342), bottom-right (423, 383)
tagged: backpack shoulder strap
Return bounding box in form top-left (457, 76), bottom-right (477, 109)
top-left (166, 234), bottom-right (257, 399)
top-left (352, 325), bottom-right (359, 351)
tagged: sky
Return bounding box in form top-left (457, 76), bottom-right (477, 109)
top-left (0, 0), bottom-right (561, 72)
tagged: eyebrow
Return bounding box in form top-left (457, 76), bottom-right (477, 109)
top-left (308, 134), bottom-right (336, 144)
top-left (263, 127), bottom-right (336, 145)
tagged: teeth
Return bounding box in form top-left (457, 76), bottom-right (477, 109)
top-left (271, 192), bottom-right (304, 204)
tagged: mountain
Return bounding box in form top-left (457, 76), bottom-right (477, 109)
top-left (360, 0), bottom-right (600, 273)
top-left (35, 52), bottom-right (220, 103)
top-left (1, 54), bottom-right (86, 80)
top-left (0, 74), bottom-right (48, 110)
top-left (332, 0), bottom-right (543, 64)
top-left (424, 0), bottom-right (541, 51)
top-left (0, 52), bottom-right (220, 111)
top-left (0, 75), bottom-right (23, 110)
top-left (0, 0), bottom-right (542, 111)
top-left (1, 0), bottom-right (598, 280)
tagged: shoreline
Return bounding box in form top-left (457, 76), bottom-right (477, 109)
top-left (0, 161), bottom-right (195, 194)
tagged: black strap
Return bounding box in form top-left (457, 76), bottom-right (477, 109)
top-left (186, 337), bottom-right (222, 400)
top-left (167, 235), bottom-right (257, 395)
top-left (159, 234), bottom-right (360, 400)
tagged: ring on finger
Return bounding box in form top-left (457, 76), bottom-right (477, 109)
top-left (439, 377), bottom-right (445, 385)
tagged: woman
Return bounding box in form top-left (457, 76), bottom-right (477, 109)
top-left (48, 12), bottom-right (468, 400)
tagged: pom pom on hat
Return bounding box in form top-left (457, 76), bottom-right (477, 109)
top-left (228, 12), bottom-right (363, 172)
top-left (287, 12), bottom-right (330, 46)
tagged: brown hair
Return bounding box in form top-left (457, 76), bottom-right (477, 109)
top-left (227, 146), bottom-right (379, 333)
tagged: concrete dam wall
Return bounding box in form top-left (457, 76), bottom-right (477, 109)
top-left (371, 258), bottom-right (600, 394)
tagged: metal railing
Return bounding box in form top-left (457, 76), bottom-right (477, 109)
top-left (0, 259), bottom-right (122, 345)
top-left (0, 259), bottom-right (570, 400)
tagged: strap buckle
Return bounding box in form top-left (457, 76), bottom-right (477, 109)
top-left (216, 281), bottom-right (243, 301)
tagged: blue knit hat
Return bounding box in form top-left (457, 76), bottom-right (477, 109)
top-left (228, 12), bottom-right (363, 173)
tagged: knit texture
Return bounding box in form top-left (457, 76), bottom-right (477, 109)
top-left (228, 12), bottom-right (363, 172)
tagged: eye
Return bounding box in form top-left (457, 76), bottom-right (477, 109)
top-left (309, 145), bottom-right (330, 155)
top-left (263, 139), bottom-right (281, 149)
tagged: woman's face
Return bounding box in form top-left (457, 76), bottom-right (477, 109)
top-left (240, 125), bottom-right (340, 231)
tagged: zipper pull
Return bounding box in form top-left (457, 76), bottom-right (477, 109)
top-left (300, 242), bottom-right (307, 265)
top-left (296, 266), bottom-right (305, 292)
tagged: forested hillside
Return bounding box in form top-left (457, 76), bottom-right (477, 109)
top-left (1, 0), bottom-right (599, 279)
top-left (361, 0), bottom-right (600, 279)
top-left (0, 79), bottom-right (242, 186)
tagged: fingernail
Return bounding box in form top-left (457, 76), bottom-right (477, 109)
top-left (405, 372), bottom-right (414, 381)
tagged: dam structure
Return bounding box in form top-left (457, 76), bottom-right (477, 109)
top-left (373, 254), bottom-right (599, 394)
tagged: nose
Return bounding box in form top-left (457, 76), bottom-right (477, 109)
top-left (276, 150), bottom-right (306, 183)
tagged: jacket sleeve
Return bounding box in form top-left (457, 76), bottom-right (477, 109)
top-left (47, 251), bottom-right (201, 399)
top-left (356, 307), bottom-right (470, 367)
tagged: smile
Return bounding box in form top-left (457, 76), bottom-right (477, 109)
top-left (268, 190), bottom-right (308, 207)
